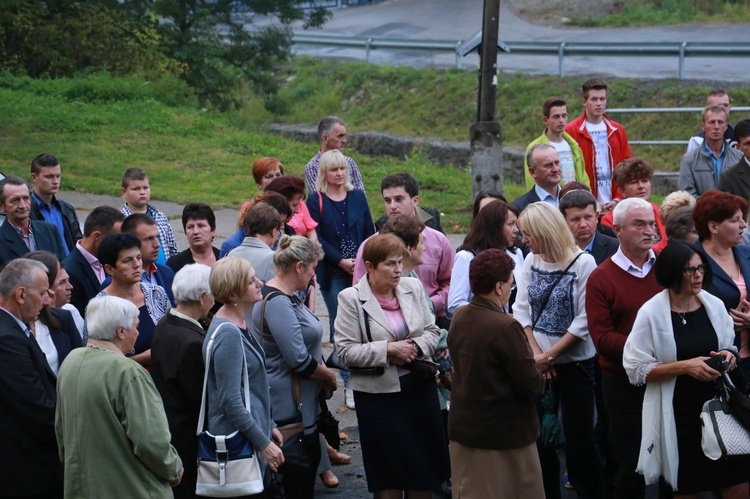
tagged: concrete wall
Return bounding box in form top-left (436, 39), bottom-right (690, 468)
top-left (269, 124), bottom-right (679, 194)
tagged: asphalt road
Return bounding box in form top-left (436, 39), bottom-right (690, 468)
top-left (288, 0), bottom-right (750, 81)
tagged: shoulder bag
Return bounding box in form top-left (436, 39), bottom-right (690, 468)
top-left (701, 372), bottom-right (750, 460)
top-left (325, 307), bottom-right (385, 375)
top-left (259, 291), bottom-right (311, 473)
top-left (196, 323), bottom-right (264, 497)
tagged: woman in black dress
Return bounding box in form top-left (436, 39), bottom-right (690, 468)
top-left (623, 242), bottom-right (749, 497)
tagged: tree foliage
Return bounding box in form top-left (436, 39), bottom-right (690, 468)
top-left (0, 0), bottom-right (330, 108)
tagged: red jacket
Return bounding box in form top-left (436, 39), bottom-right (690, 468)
top-left (566, 113), bottom-right (632, 201)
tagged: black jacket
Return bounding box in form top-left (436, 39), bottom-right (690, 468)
top-left (0, 218), bottom-right (66, 265)
top-left (30, 193), bottom-right (83, 253)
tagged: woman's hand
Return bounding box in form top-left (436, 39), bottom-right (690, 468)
top-left (387, 340), bottom-right (418, 366)
top-left (271, 427), bottom-right (283, 446)
top-left (338, 258), bottom-right (355, 275)
top-left (729, 299), bottom-right (750, 330)
top-left (533, 353), bottom-right (557, 382)
top-left (684, 356), bottom-right (723, 381)
top-left (711, 350), bottom-right (737, 371)
top-left (262, 441), bottom-right (284, 472)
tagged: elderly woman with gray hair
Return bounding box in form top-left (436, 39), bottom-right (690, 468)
top-left (56, 295), bottom-right (183, 497)
top-left (151, 264), bottom-right (215, 498)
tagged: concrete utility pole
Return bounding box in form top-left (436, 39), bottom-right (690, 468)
top-left (470, 0), bottom-right (503, 198)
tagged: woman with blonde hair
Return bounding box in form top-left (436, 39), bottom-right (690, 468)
top-left (513, 202), bottom-right (603, 499)
top-left (306, 149), bottom-right (374, 408)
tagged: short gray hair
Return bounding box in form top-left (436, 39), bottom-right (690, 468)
top-left (86, 295), bottom-right (139, 341)
top-left (612, 197), bottom-right (652, 227)
top-left (172, 264), bottom-right (212, 305)
top-left (702, 104), bottom-right (728, 122)
top-left (0, 259), bottom-right (48, 299)
top-left (526, 143), bottom-right (555, 170)
top-left (318, 116), bottom-right (345, 140)
top-left (274, 235), bottom-right (324, 274)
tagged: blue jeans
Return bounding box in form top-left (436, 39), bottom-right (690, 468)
top-left (321, 277), bottom-right (351, 385)
top-left (538, 358), bottom-right (604, 499)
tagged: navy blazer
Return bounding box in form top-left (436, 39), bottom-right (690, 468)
top-left (590, 232), bottom-right (620, 266)
top-left (0, 309), bottom-right (63, 495)
top-left (695, 241), bottom-right (750, 350)
top-left (510, 187), bottom-right (542, 214)
top-left (48, 307), bottom-right (84, 367)
top-left (100, 262), bottom-right (176, 306)
top-left (0, 219), bottom-right (66, 265)
top-left (307, 189), bottom-right (375, 292)
top-left (62, 247), bottom-right (101, 316)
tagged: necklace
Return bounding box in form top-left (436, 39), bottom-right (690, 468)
top-left (676, 311), bottom-right (687, 325)
top-left (671, 300), bottom-right (697, 325)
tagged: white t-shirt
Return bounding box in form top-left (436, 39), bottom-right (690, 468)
top-left (585, 120), bottom-right (612, 204)
top-left (550, 139), bottom-right (576, 184)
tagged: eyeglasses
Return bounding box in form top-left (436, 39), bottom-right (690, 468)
top-left (683, 264), bottom-right (706, 277)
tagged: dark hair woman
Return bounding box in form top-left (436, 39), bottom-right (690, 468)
top-left (623, 242), bottom-right (749, 496)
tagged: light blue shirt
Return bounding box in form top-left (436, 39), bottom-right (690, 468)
top-left (704, 140), bottom-right (727, 183)
top-left (534, 184), bottom-right (559, 207)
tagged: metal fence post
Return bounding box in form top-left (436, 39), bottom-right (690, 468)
top-left (455, 41), bottom-right (462, 69)
top-left (559, 42), bottom-right (565, 78)
top-left (679, 42), bottom-right (686, 80)
top-left (366, 38), bottom-right (373, 63)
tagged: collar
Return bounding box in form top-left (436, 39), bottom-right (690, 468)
top-left (534, 184), bottom-right (559, 206)
top-left (0, 306), bottom-right (29, 333)
top-left (169, 308), bottom-right (203, 329)
top-left (745, 157), bottom-right (750, 168)
top-left (584, 233), bottom-right (596, 253)
top-left (87, 338), bottom-right (125, 355)
top-left (31, 191), bottom-right (57, 209)
top-left (415, 206), bottom-right (433, 224)
top-left (6, 217), bottom-right (31, 235)
top-left (76, 240), bottom-right (100, 266)
top-left (611, 247), bottom-right (656, 275)
top-left (703, 139), bottom-right (726, 158)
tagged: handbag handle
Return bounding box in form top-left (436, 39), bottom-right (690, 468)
top-left (196, 322), bottom-right (251, 435)
top-left (530, 251), bottom-right (584, 332)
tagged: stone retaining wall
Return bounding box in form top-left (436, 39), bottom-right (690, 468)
top-left (269, 124), bottom-right (679, 195)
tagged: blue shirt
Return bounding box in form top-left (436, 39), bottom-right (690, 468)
top-left (31, 192), bottom-right (69, 255)
top-left (704, 140), bottom-right (727, 183)
top-left (584, 232), bottom-right (596, 254)
top-left (534, 184), bottom-right (559, 207)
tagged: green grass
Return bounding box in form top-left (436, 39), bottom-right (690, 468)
top-left (244, 58), bottom-right (750, 174)
top-left (568, 0), bottom-right (750, 27)
top-left (1, 62), bottom-right (748, 230)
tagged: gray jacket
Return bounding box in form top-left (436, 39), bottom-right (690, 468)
top-left (678, 144), bottom-right (743, 197)
top-left (202, 319), bottom-right (273, 453)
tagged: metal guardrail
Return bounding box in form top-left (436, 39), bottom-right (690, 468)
top-left (607, 107), bottom-right (750, 146)
top-left (292, 34), bottom-right (750, 79)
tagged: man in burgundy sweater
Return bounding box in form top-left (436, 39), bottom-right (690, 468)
top-left (586, 197), bottom-right (662, 499)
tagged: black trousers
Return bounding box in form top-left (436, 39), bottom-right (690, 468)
top-left (601, 376), bottom-right (647, 499)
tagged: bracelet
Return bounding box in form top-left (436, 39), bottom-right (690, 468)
top-left (545, 350), bottom-right (555, 366)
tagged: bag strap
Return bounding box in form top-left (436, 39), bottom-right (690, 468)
top-left (259, 290), bottom-right (302, 410)
top-left (197, 322), bottom-right (251, 435)
top-left (530, 251), bottom-right (584, 331)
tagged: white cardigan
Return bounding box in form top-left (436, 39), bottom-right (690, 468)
top-left (622, 289), bottom-right (736, 489)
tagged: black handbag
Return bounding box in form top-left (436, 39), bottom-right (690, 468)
top-left (325, 309), bottom-right (384, 375)
top-left (317, 394), bottom-right (341, 450)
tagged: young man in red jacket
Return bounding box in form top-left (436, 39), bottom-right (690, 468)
top-left (566, 78), bottom-right (632, 215)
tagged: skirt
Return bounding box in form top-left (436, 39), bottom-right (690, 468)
top-left (354, 372), bottom-right (450, 492)
top-left (450, 440), bottom-right (545, 499)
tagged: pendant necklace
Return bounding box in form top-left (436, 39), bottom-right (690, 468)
top-left (677, 311), bottom-right (687, 325)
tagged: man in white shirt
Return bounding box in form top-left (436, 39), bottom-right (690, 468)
top-left (687, 89), bottom-right (735, 152)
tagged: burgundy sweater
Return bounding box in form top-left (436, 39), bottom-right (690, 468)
top-left (586, 259), bottom-right (663, 379)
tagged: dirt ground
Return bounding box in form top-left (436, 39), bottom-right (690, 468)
top-left (507, 0), bottom-right (624, 27)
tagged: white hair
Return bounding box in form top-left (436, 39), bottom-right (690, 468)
top-left (172, 264), bottom-right (212, 305)
top-left (85, 295), bottom-right (139, 341)
top-left (0, 259), bottom-right (47, 299)
top-left (612, 197), bottom-right (652, 227)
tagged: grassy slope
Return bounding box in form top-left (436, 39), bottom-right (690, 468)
top-left (2, 61), bottom-right (749, 230)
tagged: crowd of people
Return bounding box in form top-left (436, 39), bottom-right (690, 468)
top-left (1, 78), bottom-right (750, 499)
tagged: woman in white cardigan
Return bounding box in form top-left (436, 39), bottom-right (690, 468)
top-left (623, 242), bottom-right (748, 498)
